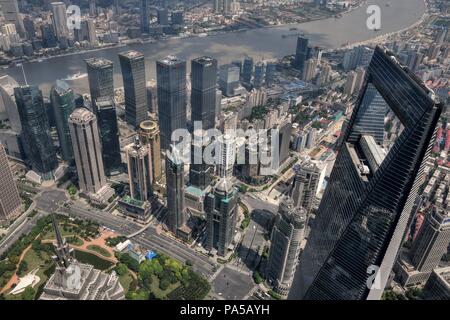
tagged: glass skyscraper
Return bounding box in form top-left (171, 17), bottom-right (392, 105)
top-left (85, 58), bottom-right (114, 113)
top-left (289, 46), bottom-right (444, 300)
top-left (50, 80), bottom-right (75, 163)
top-left (14, 85), bottom-right (58, 179)
top-left (191, 56), bottom-right (217, 131)
top-left (119, 50), bottom-right (148, 128)
top-left (95, 96), bottom-right (122, 174)
top-left (293, 37), bottom-right (309, 72)
top-left (156, 55), bottom-right (187, 150)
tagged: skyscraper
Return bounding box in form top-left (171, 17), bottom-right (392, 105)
top-left (125, 137), bottom-right (152, 202)
top-left (267, 197), bottom-right (307, 298)
top-left (14, 85), bottom-right (58, 179)
top-left (165, 144), bottom-right (187, 234)
top-left (344, 70), bottom-right (357, 96)
top-left (85, 58), bottom-right (114, 113)
top-left (156, 55), bottom-right (187, 149)
top-left (157, 8), bottom-right (169, 25)
top-left (302, 58), bottom-right (317, 82)
top-left (293, 37), bottom-right (309, 71)
top-left (0, 143), bottom-right (21, 220)
top-left (253, 62), bottom-right (265, 89)
top-left (139, 120), bottom-right (162, 184)
top-left (242, 56), bottom-right (254, 85)
top-left (395, 207), bottom-right (450, 286)
top-left (191, 56), bottom-right (218, 130)
top-left (289, 46), bottom-right (443, 300)
top-left (119, 50), bottom-right (148, 128)
top-left (51, 2), bottom-right (69, 41)
top-left (68, 108), bottom-right (114, 204)
top-left (219, 64), bottom-right (240, 97)
top-left (50, 80), bottom-right (76, 163)
top-left (189, 129), bottom-right (212, 190)
top-left (95, 96), bottom-right (121, 174)
top-left (291, 160), bottom-right (322, 213)
top-left (217, 133), bottom-right (235, 178)
top-left (205, 178), bottom-right (238, 256)
top-left (0, 0), bottom-right (25, 37)
top-left (278, 118), bottom-right (292, 166)
top-left (265, 61), bottom-right (276, 87)
top-left (140, 0), bottom-right (150, 33)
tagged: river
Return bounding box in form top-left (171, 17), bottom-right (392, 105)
top-left (3, 0), bottom-right (426, 94)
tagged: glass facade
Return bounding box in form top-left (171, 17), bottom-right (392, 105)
top-left (191, 56), bottom-right (217, 131)
top-left (289, 46), bottom-right (444, 300)
top-left (156, 56), bottom-right (187, 150)
top-left (15, 85), bottom-right (58, 179)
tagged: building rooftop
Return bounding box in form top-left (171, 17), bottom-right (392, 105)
top-left (85, 57), bottom-right (113, 68)
top-left (119, 50), bottom-right (144, 60)
top-left (69, 107), bottom-right (95, 124)
top-left (158, 55), bottom-right (184, 66)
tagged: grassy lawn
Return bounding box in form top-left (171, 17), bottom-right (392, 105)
top-left (4, 249), bottom-right (54, 300)
top-left (74, 250), bottom-right (113, 270)
top-left (86, 245), bottom-right (111, 258)
top-left (66, 236), bottom-right (84, 246)
top-left (149, 275), bottom-right (180, 299)
top-left (40, 229), bottom-right (77, 241)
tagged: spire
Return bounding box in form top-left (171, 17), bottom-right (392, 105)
top-left (51, 213), bottom-right (72, 269)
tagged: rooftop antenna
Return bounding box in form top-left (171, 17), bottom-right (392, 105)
top-left (21, 64), bottom-right (28, 85)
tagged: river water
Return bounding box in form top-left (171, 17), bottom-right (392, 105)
top-left (3, 0), bottom-right (425, 94)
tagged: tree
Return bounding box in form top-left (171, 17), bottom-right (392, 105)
top-left (114, 263), bottom-right (128, 276)
top-left (18, 260), bottom-right (28, 276)
top-left (21, 286), bottom-right (35, 300)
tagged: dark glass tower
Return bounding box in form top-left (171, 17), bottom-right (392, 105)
top-left (166, 145), bottom-right (187, 234)
top-left (140, 0), bottom-right (150, 33)
top-left (191, 56), bottom-right (217, 130)
top-left (242, 56), bottom-right (253, 85)
top-left (189, 130), bottom-right (212, 190)
top-left (289, 46), bottom-right (443, 300)
top-left (85, 58), bottom-right (114, 113)
top-left (15, 85), bottom-right (58, 179)
top-left (293, 37), bottom-right (309, 72)
top-left (156, 55), bottom-right (187, 150)
top-left (205, 178), bottom-right (238, 257)
top-left (95, 96), bottom-right (122, 174)
top-left (50, 80), bottom-right (75, 163)
top-left (119, 50), bottom-right (148, 128)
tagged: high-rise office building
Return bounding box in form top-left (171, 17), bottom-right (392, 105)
top-left (23, 15), bottom-right (35, 40)
top-left (51, 2), bottom-right (69, 41)
top-left (89, 0), bottom-right (97, 17)
top-left (242, 56), bottom-right (254, 85)
top-left (205, 178), bottom-right (238, 256)
top-left (343, 70), bottom-right (357, 96)
top-left (125, 137), bottom-right (152, 202)
top-left (267, 197), bottom-right (307, 298)
top-left (95, 97), bottom-right (121, 174)
top-left (156, 55), bottom-right (187, 149)
top-left (14, 85), bottom-right (58, 179)
top-left (265, 61), bottom-right (276, 86)
top-left (189, 129), bottom-right (212, 190)
top-left (219, 64), bottom-right (240, 97)
top-left (422, 266), bottom-right (450, 300)
top-left (139, 120), bottom-right (162, 184)
top-left (278, 119), bottom-right (292, 166)
top-left (291, 160), bottom-right (322, 213)
top-left (50, 80), bottom-right (75, 163)
top-left (191, 56), bottom-right (218, 130)
top-left (40, 23), bottom-right (57, 48)
top-left (253, 62), bottom-right (265, 89)
top-left (166, 144), bottom-right (187, 234)
top-left (171, 10), bottom-right (184, 25)
top-left (395, 207), bottom-right (450, 286)
top-left (0, 0), bottom-right (25, 37)
top-left (140, 0), bottom-right (150, 33)
top-left (303, 58), bottom-right (317, 82)
top-left (157, 8), bottom-right (169, 25)
top-left (0, 143), bottom-right (21, 220)
top-left (289, 46), bottom-right (443, 300)
top-left (119, 50), bottom-right (148, 128)
top-left (85, 58), bottom-right (114, 113)
top-left (354, 67), bottom-right (366, 93)
top-left (293, 37), bottom-right (309, 71)
top-left (68, 108), bottom-right (114, 204)
top-left (217, 133), bottom-right (235, 178)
